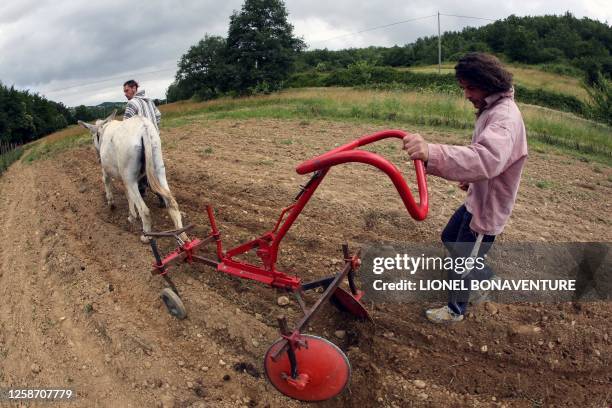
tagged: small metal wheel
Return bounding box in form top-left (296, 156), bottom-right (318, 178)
top-left (264, 334), bottom-right (351, 401)
top-left (160, 288), bottom-right (187, 319)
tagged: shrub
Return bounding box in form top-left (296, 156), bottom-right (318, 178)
top-left (584, 78), bottom-right (612, 125)
top-left (513, 85), bottom-right (587, 116)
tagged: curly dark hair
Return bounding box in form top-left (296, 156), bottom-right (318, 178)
top-left (123, 79), bottom-right (139, 88)
top-left (455, 53), bottom-right (513, 94)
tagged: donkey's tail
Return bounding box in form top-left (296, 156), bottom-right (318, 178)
top-left (141, 118), bottom-right (179, 212)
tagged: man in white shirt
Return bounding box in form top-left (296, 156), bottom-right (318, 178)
top-left (123, 80), bottom-right (164, 205)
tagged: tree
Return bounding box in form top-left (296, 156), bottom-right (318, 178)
top-left (0, 82), bottom-right (72, 143)
top-left (175, 35), bottom-right (231, 100)
top-left (166, 82), bottom-right (189, 103)
top-left (505, 25), bottom-right (537, 62)
top-left (74, 105), bottom-right (95, 122)
top-left (4, 87), bottom-right (35, 143)
top-left (225, 0), bottom-right (305, 94)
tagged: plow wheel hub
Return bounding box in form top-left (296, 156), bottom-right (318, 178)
top-left (331, 287), bottom-right (371, 320)
top-left (264, 334), bottom-right (350, 401)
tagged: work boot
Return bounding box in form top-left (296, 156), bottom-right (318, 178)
top-left (425, 305), bottom-right (464, 323)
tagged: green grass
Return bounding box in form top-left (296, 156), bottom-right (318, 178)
top-left (162, 90), bottom-right (475, 131)
top-left (197, 146), bottom-right (214, 157)
top-left (536, 180), bottom-right (554, 189)
top-left (159, 88), bottom-right (612, 165)
top-left (521, 106), bottom-right (611, 160)
top-left (0, 146), bottom-right (24, 175)
top-left (23, 132), bottom-right (89, 163)
top-left (27, 86), bottom-right (611, 169)
top-left (404, 63), bottom-right (589, 101)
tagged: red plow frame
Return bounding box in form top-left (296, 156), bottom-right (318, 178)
top-left (144, 129), bottom-right (428, 401)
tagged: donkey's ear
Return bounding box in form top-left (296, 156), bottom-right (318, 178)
top-left (78, 120), bottom-right (96, 131)
top-left (105, 109), bottom-right (117, 122)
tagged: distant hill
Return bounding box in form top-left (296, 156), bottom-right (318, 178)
top-left (296, 13), bottom-right (612, 81)
top-left (70, 99), bottom-right (166, 123)
top-left (94, 100), bottom-right (166, 110)
top-left (96, 101), bottom-right (125, 109)
top-left (67, 102), bottom-right (125, 123)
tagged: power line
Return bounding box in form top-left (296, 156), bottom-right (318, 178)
top-left (440, 14), bottom-right (497, 22)
top-left (308, 13), bottom-right (496, 47)
top-left (308, 14), bottom-right (437, 46)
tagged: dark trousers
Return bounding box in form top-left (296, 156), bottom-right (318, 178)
top-left (441, 205), bottom-right (496, 315)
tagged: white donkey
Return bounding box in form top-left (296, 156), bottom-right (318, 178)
top-left (79, 111), bottom-right (186, 243)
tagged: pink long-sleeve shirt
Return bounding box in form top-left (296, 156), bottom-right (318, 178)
top-left (426, 89), bottom-right (528, 235)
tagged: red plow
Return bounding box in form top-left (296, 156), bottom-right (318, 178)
top-left (144, 129), bottom-right (428, 401)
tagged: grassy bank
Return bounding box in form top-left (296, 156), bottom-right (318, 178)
top-left (289, 68), bottom-right (589, 118)
top-left (22, 126), bottom-right (90, 163)
top-left (161, 88), bottom-right (611, 165)
top-left (0, 146), bottom-right (24, 176)
top-left (404, 63), bottom-right (589, 101)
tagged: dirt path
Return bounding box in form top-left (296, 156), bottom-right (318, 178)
top-left (0, 118), bottom-right (610, 407)
top-left (0, 161), bottom-right (143, 407)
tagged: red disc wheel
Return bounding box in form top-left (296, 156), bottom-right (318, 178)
top-left (331, 287), bottom-right (371, 320)
top-left (264, 334), bottom-right (351, 401)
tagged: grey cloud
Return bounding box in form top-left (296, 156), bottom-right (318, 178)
top-left (0, 0), bottom-right (608, 106)
top-left (1, 1), bottom-right (241, 87)
top-left (0, 0), bottom-right (48, 24)
top-left (288, 0), bottom-right (607, 48)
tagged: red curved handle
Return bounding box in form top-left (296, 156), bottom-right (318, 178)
top-left (296, 130), bottom-right (428, 220)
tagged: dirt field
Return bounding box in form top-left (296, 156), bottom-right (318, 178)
top-left (0, 118), bottom-right (610, 407)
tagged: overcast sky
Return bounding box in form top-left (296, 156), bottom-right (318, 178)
top-left (0, 0), bottom-right (609, 107)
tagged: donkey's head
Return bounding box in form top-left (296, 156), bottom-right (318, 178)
top-left (78, 110), bottom-right (117, 154)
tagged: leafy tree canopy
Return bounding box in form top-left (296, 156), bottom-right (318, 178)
top-left (168, 0), bottom-right (305, 101)
top-left (296, 13), bottom-right (611, 80)
top-left (0, 82), bottom-right (75, 144)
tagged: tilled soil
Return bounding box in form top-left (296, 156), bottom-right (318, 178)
top-left (0, 118), bottom-right (610, 407)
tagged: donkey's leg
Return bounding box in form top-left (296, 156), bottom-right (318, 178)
top-left (124, 181), bottom-right (152, 243)
top-left (156, 167), bottom-right (185, 236)
top-left (127, 194), bottom-right (138, 224)
top-left (154, 163), bottom-right (170, 208)
top-left (166, 198), bottom-right (187, 241)
top-left (101, 169), bottom-right (115, 209)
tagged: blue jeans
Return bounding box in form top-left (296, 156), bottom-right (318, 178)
top-left (441, 205), bottom-right (496, 315)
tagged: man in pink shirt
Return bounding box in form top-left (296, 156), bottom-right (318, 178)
top-left (403, 53), bottom-right (528, 323)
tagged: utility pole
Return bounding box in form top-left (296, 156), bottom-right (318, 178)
top-left (437, 11), bottom-right (442, 74)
